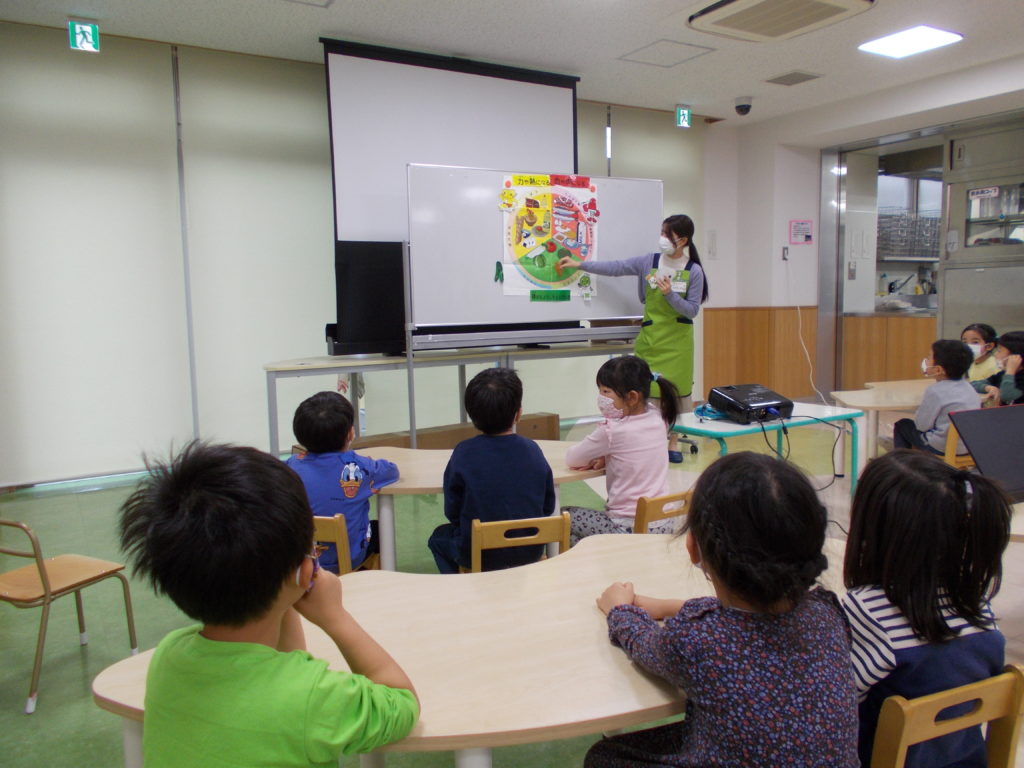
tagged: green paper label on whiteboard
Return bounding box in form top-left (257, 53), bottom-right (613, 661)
top-left (530, 290), bottom-right (570, 302)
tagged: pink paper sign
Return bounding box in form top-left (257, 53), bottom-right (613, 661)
top-left (789, 219), bottom-right (813, 245)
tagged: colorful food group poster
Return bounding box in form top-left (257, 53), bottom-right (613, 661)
top-left (499, 174), bottom-right (599, 299)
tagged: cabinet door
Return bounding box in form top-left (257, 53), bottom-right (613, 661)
top-left (950, 128), bottom-right (1024, 176)
top-left (842, 316), bottom-right (888, 389)
top-left (884, 316), bottom-right (937, 381)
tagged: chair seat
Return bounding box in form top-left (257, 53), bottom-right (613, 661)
top-left (0, 555), bottom-right (125, 604)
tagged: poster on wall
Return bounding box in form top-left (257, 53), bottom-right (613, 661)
top-left (789, 219), bottom-right (814, 245)
top-left (500, 174), bottom-right (600, 300)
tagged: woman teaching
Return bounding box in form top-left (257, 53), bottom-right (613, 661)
top-left (558, 214), bottom-right (709, 462)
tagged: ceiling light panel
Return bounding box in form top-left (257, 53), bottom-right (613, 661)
top-left (858, 25), bottom-right (963, 59)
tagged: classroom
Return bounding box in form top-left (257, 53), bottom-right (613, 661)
top-left (2, 1), bottom-right (1024, 766)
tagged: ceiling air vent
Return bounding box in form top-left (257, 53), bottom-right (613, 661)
top-left (688, 0), bottom-right (873, 42)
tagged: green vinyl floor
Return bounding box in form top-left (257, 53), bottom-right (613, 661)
top-left (0, 424), bottom-right (851, 767)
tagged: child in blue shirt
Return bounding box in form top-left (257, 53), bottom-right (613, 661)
top-left (287, 391), bottom-right (398, 572)
top-left (428, 367), bottom-right (555, 573)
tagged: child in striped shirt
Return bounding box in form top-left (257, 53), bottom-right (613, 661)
top-left (841, 450), bottom-right (1012, 768)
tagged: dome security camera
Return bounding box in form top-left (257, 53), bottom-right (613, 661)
top-left (735, 97), bottom-right (752, 116)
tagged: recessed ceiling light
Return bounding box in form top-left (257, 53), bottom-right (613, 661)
top-left (858, 25), bottom-right (962, 59)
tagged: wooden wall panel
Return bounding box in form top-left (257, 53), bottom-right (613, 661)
top-left (884, 316), bottom-right (938, 380)
top-left (702, 306), bottom-right (819, 400)
top-left (842, 316), bottom-right (888, 389)
top-left (767, 307), bottom-right (818, 397)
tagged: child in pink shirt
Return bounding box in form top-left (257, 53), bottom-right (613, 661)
top-left (565, 356), bottom-right (680, 543)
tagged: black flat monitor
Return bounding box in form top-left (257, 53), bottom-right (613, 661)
top-left (950, 405), bottom-right (1024, 502)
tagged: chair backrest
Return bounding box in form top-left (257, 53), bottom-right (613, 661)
top-left (0, 519), bottom-right (52, 597)
top-left (633, 491), bottom-right (692, 533)
top-left (943, 424), bottom-right (975, 469)
top-left (870, 664), bottom-right (1024, 768)
top-left (469, 511), bottom-right (571, 573)
top-left (311, 515), bottom-right (353, 575)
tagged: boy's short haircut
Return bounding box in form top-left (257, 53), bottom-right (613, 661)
top-left (293, 391), bottom-right (354, 453)
top-left (932, 339), bottom-right (974, 380)
top-left (119, 441), bottom-right (313, 626)
top-left (998, 330), bottom-right (1024, 357)
top-left (465, 368), bottom-right (522, 435)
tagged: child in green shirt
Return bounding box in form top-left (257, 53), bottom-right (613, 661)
top-left (119, 442), bottom-right (419, 767)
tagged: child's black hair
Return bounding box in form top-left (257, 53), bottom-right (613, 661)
top-left (293, 391), bottom-right (354, 453)
top-left (931, 339), bottom-right (973, 380)
top-left (997, 330), bottom-right (1024, 357)
top-left (596, 356), bottom-right (679, 427)
top-left (119, 441), bottom-right (314, 626)
top-left (465, 367), bottom-right (522, 435)
top-left (682, 452), bottom-right (827, 610)
top-left (662, 214), bottom-right (709, 303)
top-left (844, 450), bottom-right (1011, 643)
top-left (961, 322), bottom-right (998, 347)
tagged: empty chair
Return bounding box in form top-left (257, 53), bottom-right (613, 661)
top-left (312, 514), bottom-right (380, 575)
top-left (465, 511), bottom-right (571, 573)
top-left (0, 519), bottom-right (138, 713)
top-left (633, 490), bottom-right (692, 534)
top-left (870, 664), bottom-right (1024, 768)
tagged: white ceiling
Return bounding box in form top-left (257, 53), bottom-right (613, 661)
top-left (1, 0), bottom-right (1021, 124)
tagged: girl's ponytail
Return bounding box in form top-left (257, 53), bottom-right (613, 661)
top-left (652, 372), bottom-right (680, 428)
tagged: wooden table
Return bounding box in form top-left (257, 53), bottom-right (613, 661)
top-left (371, 440), bottom-right (603, 570)
top-left (673, 403), bottom-right (865, 493)
top-left (831, 379), bottom-right (929, 461)
top-left (93, 533), bottom-right (848, 768)
top-left (1013, 502), bottom-right (1023, 544)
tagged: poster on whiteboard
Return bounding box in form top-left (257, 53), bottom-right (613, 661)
top-left (500, 173), bottom-right (599, 299)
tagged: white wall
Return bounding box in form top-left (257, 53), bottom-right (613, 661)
top-left (0, 25), bottom-right (708, 483)
top-left (0, 23), bottom-right (193, 485)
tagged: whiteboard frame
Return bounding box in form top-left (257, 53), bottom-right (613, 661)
top-left (405, 164), bottom-right (662, 350)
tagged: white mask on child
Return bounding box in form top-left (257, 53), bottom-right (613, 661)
top-left (967, 343), bottom-right (984, 360)
top-left (995, 356), bottom-right (1007, 371)
top-left (597, 394), bottom-right (624, 420)
top-left (658, 236), bottom-right (676, 257)
top-left (921, 358), bottom-right (932, 375)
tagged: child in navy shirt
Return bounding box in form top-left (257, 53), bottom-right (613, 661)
top-left (428, 368), bottom-right (555, 573)
top-left (287, 391), bottom-right (398, 572)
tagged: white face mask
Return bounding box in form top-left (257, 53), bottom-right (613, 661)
top-left (921, 357), bottom-right (932, 375)
top-left (967, 343), bottom-right (984, 360)
top-left (995, 355), bottom-right (1007, 371)
top-left (658, 236), bottom-right (676, 257)
top-left (597, 394), bottom-right (624, 420)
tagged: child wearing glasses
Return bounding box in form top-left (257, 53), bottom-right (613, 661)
top-left (119, 441), bottom-right (418, 767)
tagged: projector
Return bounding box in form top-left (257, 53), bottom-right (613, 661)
top-left (707, 384), bottom-right (794, 425)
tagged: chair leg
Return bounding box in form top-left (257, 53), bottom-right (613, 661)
top-left (116, 573), bottom-right (139, 654)
top-left (26, 602), bottom-right (52, 714)
top-left (75, 590), bottom-right (88, 645)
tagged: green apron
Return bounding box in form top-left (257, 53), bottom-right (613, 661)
top-left (634, 265), bottom-right (694, 399)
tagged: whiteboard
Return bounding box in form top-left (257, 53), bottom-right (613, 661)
top-left (407, 164), bottom-right (663, 329)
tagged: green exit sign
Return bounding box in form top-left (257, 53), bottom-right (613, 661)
top-left (675, 106), bottom-right (691, 128)
top-left (68, 21), bottom-right (100, 52)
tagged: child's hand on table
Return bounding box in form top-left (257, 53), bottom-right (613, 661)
top-left (597, 581), bottom-right (635, 615)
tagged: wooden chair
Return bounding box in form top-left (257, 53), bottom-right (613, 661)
top-left (312, 515), bottom-right (380, 575)
top-left (0, 519), bottom-right (138, 714)
top-left (633, 491), bottom-right (692, 533)
top-left (870, 664), bottom-right (1024, 768)
top-left (943, 424), bottom-right (976, 470)
top-left (464, 511), bottom-right (571, 574)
